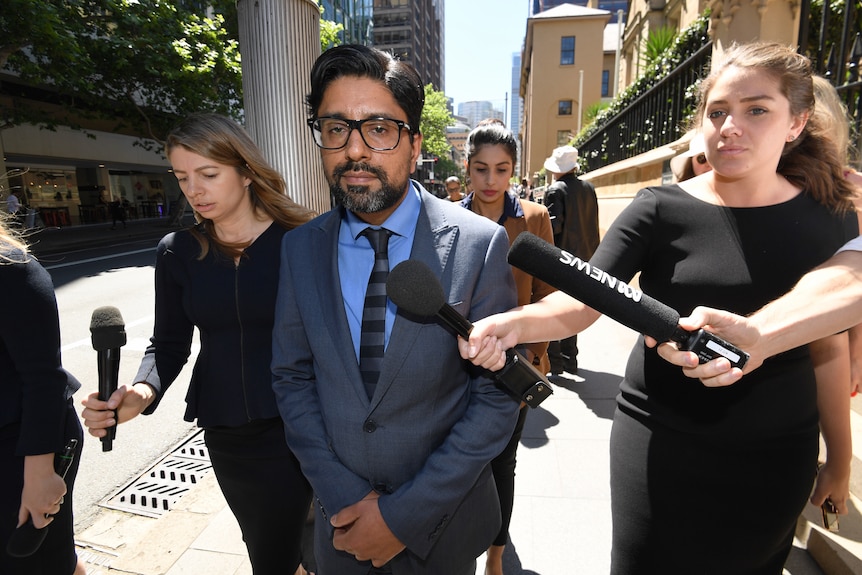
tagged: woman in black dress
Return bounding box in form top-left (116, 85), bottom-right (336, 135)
top-left (81, 114), bottom-right (316, 574)
top-left (458, 43), bottom-right (858, 574)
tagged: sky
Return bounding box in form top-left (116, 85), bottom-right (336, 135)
top-left (444, 0), bottom-right (530, 115)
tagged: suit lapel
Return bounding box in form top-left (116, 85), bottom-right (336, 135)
top-left (309, 211), bottom-right (371, 405)
top-left (371, 191), bottom-right (458, 407)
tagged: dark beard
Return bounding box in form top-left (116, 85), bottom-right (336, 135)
top-left (328, 162), bottom-right (407, 214)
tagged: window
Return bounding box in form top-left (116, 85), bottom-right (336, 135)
top-left (601, 70), bottom-right (610, 97)
top-left (560, 36), bottom-right (575, 66)
top-left (556, 131), bottom-right (571, 146)
top-left (558, 100), bottom-right (573, 116)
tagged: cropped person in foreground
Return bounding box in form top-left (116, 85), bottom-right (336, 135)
top-left (0, 216), bottom-right (85, 575)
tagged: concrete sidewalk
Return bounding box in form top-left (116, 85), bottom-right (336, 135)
top-left (70, 313), bottom-right (862, 575)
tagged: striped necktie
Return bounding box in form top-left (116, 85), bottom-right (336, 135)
top-left (359, 227), bottom-right (391, 398)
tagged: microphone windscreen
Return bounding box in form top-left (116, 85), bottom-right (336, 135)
top-left (386, 260), bottom-right (446, 317)
top-left (507, 232), bottom-right (681, 342)
top-left (90, 306), bottom-right (127, 351)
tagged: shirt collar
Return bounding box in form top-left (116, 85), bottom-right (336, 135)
top-left (460, 190), bottom-right (523, 224)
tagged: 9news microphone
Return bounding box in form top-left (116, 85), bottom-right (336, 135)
top-left (508, 232), bottom-right (749, 369)
top-left (386, 259), bottom-right (553, 408)
top-left (90, 306), bottom-right (127, 451)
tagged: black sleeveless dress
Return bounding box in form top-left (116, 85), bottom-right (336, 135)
top-left (589, 185), bottom-right (857, 574)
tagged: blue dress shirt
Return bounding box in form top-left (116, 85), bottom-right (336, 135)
top-left (339, 183), bottom-right (421, 362)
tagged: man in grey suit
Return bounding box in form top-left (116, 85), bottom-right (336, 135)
top-left (271, 45), bottom-right (520, 575)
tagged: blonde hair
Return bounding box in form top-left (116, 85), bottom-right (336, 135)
top-left (166, 114), bottom-right (316, 259)
top-left (812, 75), bottom-right (855, 166)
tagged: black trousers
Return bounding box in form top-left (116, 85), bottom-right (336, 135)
top-left (548, 335), bottom-right (578, 371)
top-left (205, 418), bottom-right (312, 575)
top-left (490, 405), bottom-right (528, 547)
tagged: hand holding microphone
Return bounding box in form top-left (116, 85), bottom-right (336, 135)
top-left (386, 260), bottom-right (553, 408)
top-left (89, 306), bottom-right (126, 451)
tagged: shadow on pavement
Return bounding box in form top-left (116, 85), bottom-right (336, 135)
top-left (519, 404), bottom-right (558, 449)
top-left (549, 368), bottom-right (621, 421)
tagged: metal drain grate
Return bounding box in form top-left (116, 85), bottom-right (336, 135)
top-left (101, 429), bottom-right (212, 518)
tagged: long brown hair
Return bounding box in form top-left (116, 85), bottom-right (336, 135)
top-left (696, 42), bottom-right (857, 211)
top-left (166, 114), bottom-right (316, 259)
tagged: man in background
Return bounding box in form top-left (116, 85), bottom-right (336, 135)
top-left (444, 175), bottom-right (464, 202)
top-left (6, 191), bottom-right (20, 216)
top-left (542, 145), bottom-right (599, 375)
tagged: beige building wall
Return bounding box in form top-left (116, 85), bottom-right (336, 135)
top-left (621, 1), bottom-right (800, 92)
top-left (620, 1), bottom-right (707, 92)
top-left (520, 6), bottom-right (611, 183)
top-left (446, 130), bottom-right (469, 168)
top-left (585, 0), bottom-right (805, 222)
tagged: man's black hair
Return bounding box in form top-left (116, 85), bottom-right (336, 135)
top-left (307, 44), bottom-right (424, 136)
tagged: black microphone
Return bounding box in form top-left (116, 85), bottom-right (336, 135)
top-left (386, 260), bottom-right (553, 408)
top-left (6, 439), bottom-right (78, 557)
top-left (507, 232), bottom-right (748, 369)
top-left (90, 306), bottom-right (127, 451)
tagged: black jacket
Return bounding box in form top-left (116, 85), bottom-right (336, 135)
top-left (543, 172), bottom-right (600, 259)
top-left (0, 250), bottom-right (79, 455)
top-left (136, 223), bottom-right (287, 427)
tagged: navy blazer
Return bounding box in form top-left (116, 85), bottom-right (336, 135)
top-left (272, 185), bottom-right (519, 574)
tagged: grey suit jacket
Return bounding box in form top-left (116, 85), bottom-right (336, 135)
top-left (272, 185), bottom-right (519, 574)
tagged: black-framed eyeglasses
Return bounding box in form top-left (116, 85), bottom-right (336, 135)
top-left (307, 116), bottom-right (413, 151)
top-left (695, 153), bottom-right (708, 165)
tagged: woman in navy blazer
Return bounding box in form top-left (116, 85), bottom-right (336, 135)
top-left (81, 114), bottom-right (316, 575)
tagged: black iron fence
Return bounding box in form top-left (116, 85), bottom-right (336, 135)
top-left (576, 42), bottom-right (712, 173)
top-left (799, 0), bottom-right (862, 165)
top-left (576, 1), bottom-right (861, 172)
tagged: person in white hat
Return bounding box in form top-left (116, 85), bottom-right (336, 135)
top-left (670, 132), bottom-right (712, 182)
top-left (541, 145), bottom-right (599, 375)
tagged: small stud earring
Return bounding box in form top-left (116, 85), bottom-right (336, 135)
top-left (788, 134), bottom-right (796, 142)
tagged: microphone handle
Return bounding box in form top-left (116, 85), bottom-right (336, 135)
top-left (437, 303), bottom-right (473, 338)
top-left (437, 304), bottom-right (552, 407)
top-left (97, 348), bottom-right (120, 451)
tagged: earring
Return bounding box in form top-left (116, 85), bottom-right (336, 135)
top-left (788, 134), bottom-right (797, 142)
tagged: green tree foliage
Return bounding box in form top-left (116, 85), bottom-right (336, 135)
top-left (584, 101), bottom-right (610, 125)
top-left (310, 0), bottom-right (343, 51)
top-left (434, 156), bottom-right (461, 182)
top-left (643, 26), bottom-right (677, 70)
top-left (0, 0), bottom-right (242, 144)
top-left (420, 84), bottom-right (454, 160)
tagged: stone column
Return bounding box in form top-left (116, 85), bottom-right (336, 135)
top-left (237, 0), bottom-right (329, 214)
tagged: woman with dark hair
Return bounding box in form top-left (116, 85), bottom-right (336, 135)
top-left (81, 114), bottom-right (316, 575)
top-left (459, 43), bottom-right (859, 573)
top-left (460, 118), bottom-right (556, 575)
